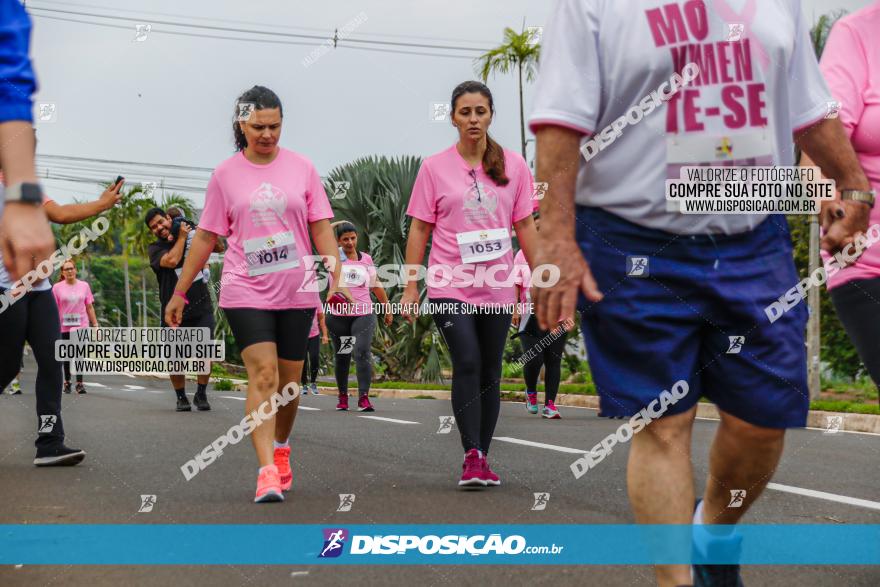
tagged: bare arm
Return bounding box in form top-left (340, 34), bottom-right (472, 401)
top-left (310, 219), bottom-right (347, 298)
top-left (158, 225), bottom-right (191, 269)
top-left (532, 126), bottom-right (602, 330)
top-left (44, 180), bottom-right (122, 224)
top-left (400, 218), bottom-right (433, 322)
top-left (796, 118), bottom-right (871, 253)
top-left (86, 303), bottom-right (98, 327)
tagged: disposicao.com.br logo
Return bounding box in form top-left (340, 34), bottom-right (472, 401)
top-left (319, 529), bottom-right (563, 558)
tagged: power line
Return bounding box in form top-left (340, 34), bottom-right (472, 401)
top-left (38, 153), bottom-right (215, 173)
top-left (29, 6), bottom-right (490, 56)
top-left (29, 0), bottom-right (493, 46)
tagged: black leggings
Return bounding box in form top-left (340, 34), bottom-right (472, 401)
top-left (830, 278), bottom-right (880, 403)
top-left (60, 331), bottom-right (84, 383)
top-left (519, 316), bottom-right (567, 403)
top-left (326, 313), bottom-right (376, 397)
top-left (0, 289), bottom-right (65, 449)
top-left (431, 298), bottom-right (512, 454)
top-left (301, 336), bottom-right (320, 385)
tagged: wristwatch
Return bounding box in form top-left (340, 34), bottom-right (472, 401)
top-left (841, 189), bottom-right (875, 209)
top-left (4, 182), bottom-right (44, 205)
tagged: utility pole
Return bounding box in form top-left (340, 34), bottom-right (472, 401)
top-left (142, 270), bottom-right (148, 327)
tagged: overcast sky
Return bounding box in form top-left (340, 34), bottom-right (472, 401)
top-left (28, 0), bottom-right (874, 205)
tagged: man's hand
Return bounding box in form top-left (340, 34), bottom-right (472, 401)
top-left (97, 180), bottom-right (123, 211)
top-left (400, 287), bottom-right (420, 324)
top-left (383, 312), bottom-right (393, 327)
top-left (0, 202), bottom-right (55, 282)
top-left (532, 235), bottom-right (602, 331)
top-left (511, 310), bottom-right (521, 328)
top-left (821, 200), bottom-right (871, 262)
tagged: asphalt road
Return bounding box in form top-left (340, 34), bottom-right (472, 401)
top-left (1, 358), bottom-right (878, 586)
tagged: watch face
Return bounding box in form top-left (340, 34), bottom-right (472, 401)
top-left (21, 183), bottom-right (43, 203)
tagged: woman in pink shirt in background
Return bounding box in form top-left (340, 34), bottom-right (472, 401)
top-left (165, 86), bottom-right (346, 503)
top-left (326, 221), bottom-right (393, 412)
top-left (401, 81), bottom-right (538, 488)
top-left (807, 3), bottom-right (880, 398)
top-left (52, 259), bottom-right (98, 395)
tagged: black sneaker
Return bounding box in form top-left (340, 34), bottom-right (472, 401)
top-left (63, 382), bottom-right (72, 394)
top-left (75, 383), bottom-right (87, 394)
top-left (192, 392), bottom-right (211, 411)
top-left (692, 499), bottom-right (744, 587)
top-left (34, 444), bottom-right (86, 466)
top-left (176, 396), bottom-right (192, 412)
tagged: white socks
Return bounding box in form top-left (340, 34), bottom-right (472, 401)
top-left (273, 440), bottom-right (289, 449)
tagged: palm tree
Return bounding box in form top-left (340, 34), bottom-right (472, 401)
top-left (324, 155), bottom-right (446, 382)
top-left (475, 27), bottom-right (541, 159)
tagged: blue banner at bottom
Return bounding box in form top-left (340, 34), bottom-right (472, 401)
top-left (0, 525), bottom-right (878, 565)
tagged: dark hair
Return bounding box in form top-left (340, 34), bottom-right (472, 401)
top-left (451, 81), bottom-right (509, 187)
top-left (166, 206), bottom-right (182, 219)
top-left (144, 207), bottom-right (166, 227)
top-left (334, 222), bottom-right (358, 240)
top-left (233, 86), bottom-right (283, 152)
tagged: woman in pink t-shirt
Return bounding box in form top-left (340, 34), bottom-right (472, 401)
top-left (52, 259), bottom-right (97, 394)
top-left (165, 86), bottom-right (347, 503)
top-left (326, 221), bottom-right (393, 412)
top-left (805, 3), bottom-right (880, 397)
top-left (401, 81), bottom-right (538, 487)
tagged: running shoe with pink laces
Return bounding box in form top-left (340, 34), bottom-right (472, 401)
top-left (459, 448), bottom-right (487, 487)
top-left (254, 464), bottom-right (284, 503)
top-left (273, 446), bottom-right (292, 491)
top-left (336, 393), bottom-right (349, 411)
top-left (357, 395), bottom-right (374, 412)
top-left (542, 400), bottom-right (561, 419)
top-left (525, 391), bottom-right (538, 414)
top-left (480, 454), bottom-right (501, 486)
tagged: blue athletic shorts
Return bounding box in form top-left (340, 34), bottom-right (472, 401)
top-left (576, 207), bottom-right (809, 429)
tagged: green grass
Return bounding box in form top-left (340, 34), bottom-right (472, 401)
top-left (214, 378), bottom-right (236, 391)
top-left (809, 400), bottom-right (879, 415)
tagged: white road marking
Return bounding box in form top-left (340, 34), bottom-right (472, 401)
top-left (358, 415), bottom-right (419, 425)
top-left (496, 435), bottom-right (880, 510)
top-left (494, 436), bottom-right (586, 454)
top-left (124, 385), bottom-right (146, 390)
top-left (83, 382), bottom-right (106, 388)
top-left (766, 483), bottom-right (880, 511)
top-left (220, 396), bottom-right (245, 401)
top-left (123, 374), bottom-right (135, 379)
top-left (298, 406), bottom-right (320, 411)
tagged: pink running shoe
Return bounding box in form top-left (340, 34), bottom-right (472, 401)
top-left (357, 395), bottom-right (375, 412)
top-left (459, 449), bottom-right (487, 487)
top-left (254, 465), bottom-right (284, 503)
top-left (480, 454), bottom-right (501, 486)
top-left (273, 446), bottom-right (292, 491)
top-left (336, 393), bottom-right (349, 411)
top-left (542, 400), bottom-right (561, 419)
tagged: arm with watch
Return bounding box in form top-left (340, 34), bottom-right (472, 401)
top-left (796, 117), bottom-right (874, 258)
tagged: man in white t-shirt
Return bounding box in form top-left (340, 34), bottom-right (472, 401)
top-left (529, 1), bottom-right (873, 585)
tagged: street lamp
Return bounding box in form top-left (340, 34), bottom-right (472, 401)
top-left (113, 308), bottom-right (121, 327)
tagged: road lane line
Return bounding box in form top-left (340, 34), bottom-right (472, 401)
top-left (358, 416), bottom-right (419, 425)
top-left (124, 385), bottom-right (146, 390)
top-left (220, 396), bottom-right (245, 401)
top-left (83, 382), bottom-right (106, 388)
top-left (298, 406), bottom-right (320, 411)
top-left (494, 436), bottom-right (586, 454)
top-left (766, 483), bottom-right (880, 511)
top-left (496, 436), bottom-right (880, 510)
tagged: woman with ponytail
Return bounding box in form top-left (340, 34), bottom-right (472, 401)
top-left (165, 85), bottom-right (347, 503)
top-left (401, 81), bottom-right (538, 487)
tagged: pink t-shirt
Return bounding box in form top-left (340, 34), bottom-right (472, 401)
top-left (52, 279), bottom-right (93, 333)
top-left (820, 3), bottom-right (880, 289)
top-left (199, 149), bottom-right (334, 309)
top-left (406, 145), bottom-right (534, 305)
top-left (308, 305), bottom-right (324, 338)
top-left (330, 251), bottom-right (377, 316)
